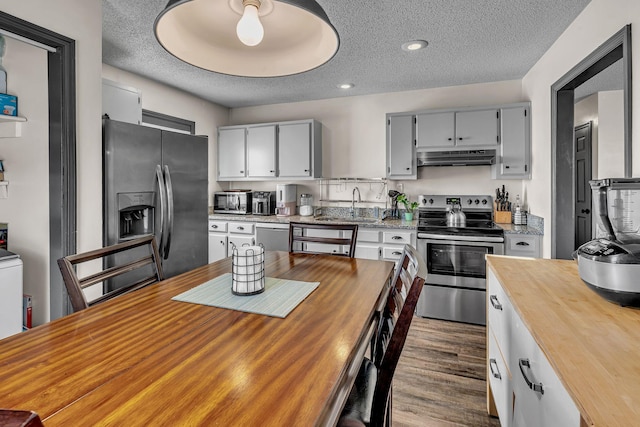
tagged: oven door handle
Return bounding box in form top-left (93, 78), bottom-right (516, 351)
top-left (417, 233), bottom-right (504, 243)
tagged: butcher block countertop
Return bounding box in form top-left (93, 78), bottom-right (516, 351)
top-left (486, 256), bottom-right (640, 426)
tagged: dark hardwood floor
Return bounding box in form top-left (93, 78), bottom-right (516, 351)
top-left (392, 317), bottom-right (501, 427)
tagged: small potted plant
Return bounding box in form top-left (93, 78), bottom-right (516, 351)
top-left (396, 193), bottom-right (419, 221)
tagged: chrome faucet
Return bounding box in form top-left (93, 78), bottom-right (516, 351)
top-left (351, 187), bottom-right (361, 218)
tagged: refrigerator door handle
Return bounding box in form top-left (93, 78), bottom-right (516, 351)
top-left (156, 164), bottom-right (167, 258)
top-left (163, 165), bottom-right (174, 260)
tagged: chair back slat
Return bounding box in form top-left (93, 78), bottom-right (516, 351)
top-left (289, 222), bottom-right (359, 258)
top-left (57, 235), bottom-right (164, 312)
top-left (78, 257), bottom-right (155, 289)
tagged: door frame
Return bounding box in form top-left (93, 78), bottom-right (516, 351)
top-left (0, 12), bottom-right (77, 319)
top-left (551, 25), bottom-right (632, 259)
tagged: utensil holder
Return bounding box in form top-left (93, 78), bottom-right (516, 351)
top-left (231, 243), bottom-right (265, 296)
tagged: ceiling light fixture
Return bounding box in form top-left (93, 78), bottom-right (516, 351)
top-left (338, 83), bottom-right (354, 89)
top-left (236, 0), bottom-right (264, 46)
top-left (155, 0), bottom-right (340, 77)
top-left (401, 40), bottom-right (428, 52)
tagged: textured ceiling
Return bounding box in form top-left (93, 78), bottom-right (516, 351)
top-left (102, 0), bottom-right (592, 108)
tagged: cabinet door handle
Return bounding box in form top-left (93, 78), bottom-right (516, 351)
top-left (220, 240), bottom-right (225, 245)
top-left (581, 208), bottom-right (591, 214)
top-left (392, 251), bottom-right (402, 256)
top-left (270, 170), bottom-right (275, 173)
top-left (211, 224), bottom-right (218, 229)
top-left (489, 358), bottom-right (501, 380)
top-left (237, 226), bottom-right (244, 231)
top-left (447, 138), bottom-right (453, 141)
top-left (505, 165), bottom-right (510, 169)
top-left (240, 170), bottom-right (244, 174)
top-left (516, 241), bottom-right (530, 246)
top-left (406, 167), bottom-right (410, 170)
top-left (391, 235), bottom-right (403, 240)
top-left (489, 294), bottom-right (502, 310)
top-left (519, 358), bottom-right (544, 395)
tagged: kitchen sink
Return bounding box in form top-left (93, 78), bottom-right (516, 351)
top-left (314, 216), bottom-right (380, 223)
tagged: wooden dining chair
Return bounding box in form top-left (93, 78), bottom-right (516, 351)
top-left (338, 244), bottom-right (427, 427)
top-left (288, 222), bottom-right (359, 257)
top-left (57, 235), bottom-right (164, 312)
top-left (0, 409), bottom-right (45, 427)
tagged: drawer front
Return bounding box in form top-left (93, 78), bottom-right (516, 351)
top-left (505, 234), bottom-right (540, 257)
top-left (511, 310), bottom-right (580, 427)
top-left (358, 229), bottom-right (381, 243)
top-left (382, 246), bottom-right (405, 261)
top-left (488, 331), bottom-right (512, 427)
top-left (228, 222), bottom-right (255, 234)
top-left (382, 230), bottom-right (413, 245)
top-left (487, 270), bottom-right (513, 364)
top-left (355, 244), bottom-right (380, 260)
top-left (208, 220), bottom-right (228, 233)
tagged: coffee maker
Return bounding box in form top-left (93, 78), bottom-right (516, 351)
top-left (252, 191), bottom-right (275, 215)
top-left (276, 184), bottom-right (296, 216)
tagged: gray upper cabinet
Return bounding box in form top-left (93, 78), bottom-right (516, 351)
top-left (217, 119), bottom-right (321, 181)
top-left (455, 109), bottom-right (499, 147)
top-left (247, 124), bottom-right (277, 178)
top-left (386, 114), bottom-right (416, 180)
top-left (416, 112), bottom-right (455, 149)
top-left (416, 108), bottom-right (499, 150)
top-left (218, 127), bottom-right (246, 180)
top-left (278, 120), bottom-right (322, 179)
top-left (492, 102), bottom-right (531, 179)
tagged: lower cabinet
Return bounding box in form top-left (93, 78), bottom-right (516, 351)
top-left (504, 234), bottom-right (541, 258)
top-left (208, 220), bottom-right (228, 263)
top-left (487, 270), bottom-right (580, 427)
top-left (208, 220), bottom-right (257, 262)
top-left (355, 227), bottom-right (415, 260)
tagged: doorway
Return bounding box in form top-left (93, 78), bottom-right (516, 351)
top-left (574, 122), bottom-right (592, 249)
top-left (551, 25), bottom-right (632, 259)
top-left (0, 11), bottom-right (76, 320)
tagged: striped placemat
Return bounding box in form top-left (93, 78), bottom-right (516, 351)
top-left (171, 273), bottom-right (320, 318)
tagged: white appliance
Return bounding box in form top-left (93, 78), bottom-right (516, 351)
top-left (276, 184), bottom-right (297, 217)
top-left (0, 249), bottom-right (23, 339)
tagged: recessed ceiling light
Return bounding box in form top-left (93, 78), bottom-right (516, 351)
top-left (338, 83), bottom-right (354, 89)
top-left (402, 40), bottom-right (428, 52)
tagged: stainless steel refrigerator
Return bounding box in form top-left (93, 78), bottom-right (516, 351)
top-left (103, 118), bottom-right (208, 291)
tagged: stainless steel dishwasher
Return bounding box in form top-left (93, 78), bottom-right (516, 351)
top-left (255, 223), bottom-right (290, 251)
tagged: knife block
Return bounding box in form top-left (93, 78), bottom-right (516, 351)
top-left (494, 203), bottom-right (512, 224)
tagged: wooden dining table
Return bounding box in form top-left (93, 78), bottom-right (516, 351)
top-left (0, 251), bottom-right (395, 426)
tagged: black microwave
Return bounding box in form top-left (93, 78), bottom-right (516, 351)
top-left (213, 191), bottom-right (252, 214)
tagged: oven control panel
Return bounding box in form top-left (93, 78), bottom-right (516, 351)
top-left (418, 195), bottom-right (493, 211)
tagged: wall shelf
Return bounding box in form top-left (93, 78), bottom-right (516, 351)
top-left (0, 115), bottom-right (26, 138)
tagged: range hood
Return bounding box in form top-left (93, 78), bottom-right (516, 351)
top-left (417, 149), bottom-right (497, 167)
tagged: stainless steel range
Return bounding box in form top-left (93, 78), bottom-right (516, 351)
top-left (415, 195), bottom-right (504, 325)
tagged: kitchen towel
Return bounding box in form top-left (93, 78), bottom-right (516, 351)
top-left (171, 273), bottom-right (319, 318)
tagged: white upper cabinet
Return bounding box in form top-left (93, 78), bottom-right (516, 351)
top-left (416, 111), bottom-right (455, 149)
top-left (492, 103), bottom-right (531, 179)
top-left (278, 121), bottom-right (321, 178)
top-left (217, 119), bottom-right (321, 181)
top-left (247, 124), bottom-right (277, 178)
top-left (386, 114), bottom-right (416, 180)
top-left (416, 108), bottom-right (499, 150)
top-left (218, 127), bottom-right (246, 180)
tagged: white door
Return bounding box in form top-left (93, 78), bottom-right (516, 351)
top-left (218, 127), bottom-right (246, 179)
top-left (278, 122), bottom-right (312, 177)
top-left (416, 112), bottom-right (455, 149)
top-left (455, 109), bottom-right (499, 147)
top-left (247, 124), bottom-right (277, 178)
top-left (208, 233), bottom-right (228, 263)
